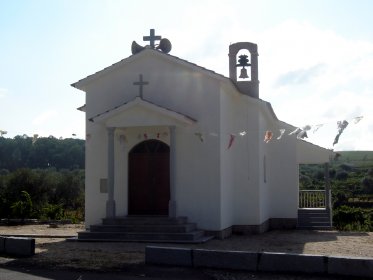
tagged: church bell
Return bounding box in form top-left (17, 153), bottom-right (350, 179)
top-left (239, 67), bottom-right (249, 79)
top-left (237, 54), bottom-right (250, 79)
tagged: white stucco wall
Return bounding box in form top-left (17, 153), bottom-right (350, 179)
top-left (219, 88), bottom-right (263, 229)
top-left (267, 131), bottom-right (299, 219)
top-left (258, 112), bottom-right (271, 224)
top-left (82, 51), bottom-right (223, 229)
top-left (78, 49), bottom-right (331, 231)
top-left (84, 121), bottom-right (107, 226)
top-left (176, 126), bottom-right (221, 230)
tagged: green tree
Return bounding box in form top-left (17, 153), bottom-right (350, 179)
top-left (0, 135), bottom-right (84, 171)
top-left (336, 171), bottom-right (349, 180)
top-left (11, 190), bottom-right (33, 220)
top-left (362, 177), bottom-right (373, 194)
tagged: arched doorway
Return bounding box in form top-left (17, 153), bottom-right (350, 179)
top-left (128, 140), bottom-right (170, 215)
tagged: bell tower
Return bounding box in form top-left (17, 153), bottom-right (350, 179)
top-left (229, 42), bottom-right (259, 98)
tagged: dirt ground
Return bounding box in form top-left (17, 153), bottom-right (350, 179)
top-left (0, 224), bottom-right (373, 271)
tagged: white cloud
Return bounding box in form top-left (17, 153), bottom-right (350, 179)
top-left (0, 88), bottom-right (8, 98)
top-left (244, 20), bottom-right (373, 150)
top-left (168, 16), bottom-right (373, 150)
top-left (32, 110), bottom-right (58, 126)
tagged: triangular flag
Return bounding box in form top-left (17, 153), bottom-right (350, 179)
top-left (333, 120), bottom-right (349, 146)
top-left (228, 134), bottom-right (235, 149)
top-left (194, 132), bottom-right (204, 142)
top-left (313, 124), bottom-right (323, 133)
top-left (289, 128), bottom-right (300, 135)
top-left (353, 116), bottom-right (363, 124)
top-left (277, 129), bottom-right (285, 140)
top-left (264, 130), bottom-right (273, 143)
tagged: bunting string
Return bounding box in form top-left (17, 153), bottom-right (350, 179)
top-left (1, 115), bottom-right (364, 150)
top-left (108, 114), bottom-right (365, 149)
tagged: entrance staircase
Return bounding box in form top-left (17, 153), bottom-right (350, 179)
top-left (77, 216), bottom-right (213, 243)
top-left (297, 208), bottom-right (333, 230)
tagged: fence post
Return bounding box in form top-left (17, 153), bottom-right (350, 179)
top-left (325, 163), bottom-right (331, 210)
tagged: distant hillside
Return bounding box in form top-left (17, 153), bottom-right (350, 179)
top-left (0, 135), bottom-right (85, 171)
top-left (300, 150), bottom-right (373, 194)
top-left (334, 151), bottom-right (373, 167)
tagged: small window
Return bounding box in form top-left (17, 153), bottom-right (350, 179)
top-left (100, 178), bottom-right (108, 193)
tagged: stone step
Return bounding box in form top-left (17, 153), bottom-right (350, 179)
top-left (78, 216), bottom-right (212, 243)
top-left (297, 209), bottom-right (332, 229)
top-left (298, 216), bottom-right (331, 221)
top-left (298, 221), bottom-right (331, 226)
top-left (298, 210), bottom-right (330, 214)
top-left (298, 222), bottom-right (331, 227)
top-left (90, 223), bottom-right (196, 233)
top-left (297, 226), bottom-right (333, 230)
top-left (298, 212), bottom-right (330, 216)
top-left (298, 213), bottom-right (330, 217)
top-left (78, 230), bottom-right (205, 241)
top-left (102, 216), bottom-right (188, 225)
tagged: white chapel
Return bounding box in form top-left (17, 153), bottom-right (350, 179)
top-left (72, 29), bottom-right (332, 241)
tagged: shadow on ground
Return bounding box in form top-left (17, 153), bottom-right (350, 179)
top-left (0, 229), bottom-right (371, 273)
top-left (180, 230), bottom-right (371, 255)
top-left (1, 238), bottom-right (145, 271)
top-left (0, 265), bottom-right (219, 280)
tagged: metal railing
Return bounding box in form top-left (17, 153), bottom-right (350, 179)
top-left (299, 190), bottom-right (326, 208)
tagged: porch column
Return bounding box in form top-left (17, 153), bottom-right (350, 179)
top-left (169, 126), bottom-right (177, 217)
top-left (106, 127), bottom-right (116, 218)
top-left (325, 163), bottom-right (331, 210)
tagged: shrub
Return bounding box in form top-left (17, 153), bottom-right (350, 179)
top-left (362, 177), bottom-right (373, 194)
top-left (41, 204), bottom-right (64, 220)
top-left (10, 190), bottom-right (33, 220)
top-left (339, 163), bottom-right (353, 171)
top-left (336, 171), bottom-right (349, 180)
top-left (333, 205), bottom-right (372, 231)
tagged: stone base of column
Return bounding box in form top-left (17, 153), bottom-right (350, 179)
top-left (106, 200), bottom-right (116, 218)
top-left (168, 200), bottom-right (176, 218)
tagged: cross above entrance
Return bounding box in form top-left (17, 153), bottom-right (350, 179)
top-left (143, 29), bottom-right (161, 48)
top-left (133, 74), bottom-right (149, 99)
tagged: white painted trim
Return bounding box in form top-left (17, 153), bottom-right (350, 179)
top-left (71, 49), bottom-right (228, 91)
top-left (92, 97), bottom-right (196, 126)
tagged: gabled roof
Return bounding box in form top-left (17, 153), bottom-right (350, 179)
top-left (71, 48), bottom-right (229, 91)
top-left (297, 139), bottom-right (334, 164)
top-left (77, 104), bottom-right (86, 112)
top-left (90, 97), bottom-right (196, 127)
top-left (71, 47), bottom-right (281, 124)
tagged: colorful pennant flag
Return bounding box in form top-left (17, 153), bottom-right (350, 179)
top-left (228, 134), bottom-right (236, 149)
top-left (194, 132), bottom-right (204, 142)
top-left (264, 130), bottom-right (273, 143)
top-left (333, 120), bottom-right (349, 146)
top-left (277, 129), bottom-right (286, 140)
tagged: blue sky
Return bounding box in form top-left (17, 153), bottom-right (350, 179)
top-left (1, 0), bottom-right (372, 151)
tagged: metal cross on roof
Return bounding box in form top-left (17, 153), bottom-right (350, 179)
top-left (143, 29), bottom-right (161, 48)
top-left (133, 74), bottom-right (149, 99)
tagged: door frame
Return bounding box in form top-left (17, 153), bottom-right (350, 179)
top-left (128, 140), bottom-right (170, 215)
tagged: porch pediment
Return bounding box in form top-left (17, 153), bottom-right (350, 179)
top-left (90, 97), bottom-right (196, 127)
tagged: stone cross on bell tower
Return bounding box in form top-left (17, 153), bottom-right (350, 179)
top-left (229, 42), bottom-right (259, 98)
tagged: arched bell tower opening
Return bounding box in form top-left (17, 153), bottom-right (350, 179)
top-left (236, 49), bottom-right (252, 81)
top-left (229, 42), bottom-right (259, 98)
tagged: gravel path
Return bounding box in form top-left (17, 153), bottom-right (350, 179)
top-left (0, 224), bottom-right (372, 271)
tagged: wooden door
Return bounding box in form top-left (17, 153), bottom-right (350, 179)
top-left (128, 140), bottom-right (170, 215)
